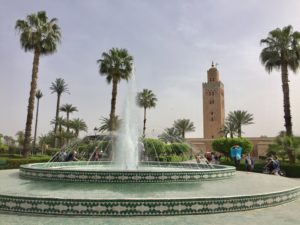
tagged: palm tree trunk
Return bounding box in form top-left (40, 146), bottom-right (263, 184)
top-left (281, 62), bottom-right (293, 136)
top-left (110, 79), bottom-right (118, 131)
top-left (66, 113), bottom-right (70, 144)
top-left (110, 79), bottom-right (118, 161)
top-left (54, 94), bottom-right (61, 148)
top-left (32, 98), bottom-right (40, 155)
top-left (23, 49), bottom-right (40, 157)
top-left (143, 107), bottom-right (147, 137)
top-left (182, 131), bottom-right (185, 139)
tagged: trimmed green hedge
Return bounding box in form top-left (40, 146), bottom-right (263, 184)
top-left (212, 138), bottom-right (253, 156)
top-left (0, 156), bottom-right (51, 169)
top-left (220, 159), bottom-right (300, 178)
top-left (143, 139), bottom-right (190, 162)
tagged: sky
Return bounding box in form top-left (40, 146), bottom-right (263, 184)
top-left (0, 0), bottom-right (300, 139)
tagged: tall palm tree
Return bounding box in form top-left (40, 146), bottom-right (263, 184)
top-left (60, 103), bottom-right (77, 134)
top-left (228, 110), bottom-right (254, 137)
top-left (32, 89), bottom-right (43, 154)
top-left (260, 25), bottom-right (300, 136)
top-left (51, 117), bottom-right (66, 147)
top-left (97, 48), bottom-right (133, 131)
top-left (173, 119), bottom-right (195, 139)
top-left (15, 11), bottom-right (61, 156)
top-left (136, 89), bottom-right (157, 137)
top-left (69, 118), bottom-right (87, 138)
top-left (50, 78), bottom-right (69, 147)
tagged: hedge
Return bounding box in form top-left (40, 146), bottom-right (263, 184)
top-left (212, 138), bottom-right (253, 156)
top-left (0, 156), bottom-right (51, 169)
top-left (220, 159), bottom-right (300, 178)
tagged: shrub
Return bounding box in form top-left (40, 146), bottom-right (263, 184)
top-left (0, 145), bottom-right (9, 153)
top-left (212, 138), bottom-right (252, 156)
top-left (3, 156), bottom-right (51, 169)
top-left (170, 143), bottom-right (190, 155)
top-left (144, 139), bottom-right (165, 160)
top-left (44, 147), bottom-right (60, 156)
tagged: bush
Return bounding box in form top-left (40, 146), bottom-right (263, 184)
top-left (1, 156), bottom-right (51, 169)
top-left (144, 139), bottom-right (165, 160)
top-left (143, 139), bottom-right (190, 162)
top-left (170, 143), bottom-right (190, 155)
top-left (220, 158), bottom-right (300, 178)
top-left (212, 138), bottom-right (253, 156)
top-left (0, 145), bottom-right (9, 153)
top-left (44, 147), bottom-right (60, 156)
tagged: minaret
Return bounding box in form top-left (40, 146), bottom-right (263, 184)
top-left (202, 62), bottom-right (225, 139)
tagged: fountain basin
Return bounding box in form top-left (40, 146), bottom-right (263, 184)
top-left (19, 161), bottom-right (236, 183)
top-left (0, 170), bottom-right (299, 216)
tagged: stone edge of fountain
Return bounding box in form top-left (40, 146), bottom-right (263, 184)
top-left (19, 162), bottom-right (236, 183)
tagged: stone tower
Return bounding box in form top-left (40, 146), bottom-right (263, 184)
top-left (202, 62), bottom-right (225, 139)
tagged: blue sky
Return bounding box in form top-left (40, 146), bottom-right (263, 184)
top-left (1, 0), bottom-right (300, 138)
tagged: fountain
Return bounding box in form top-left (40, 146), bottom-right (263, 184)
top-left (0, 72), bottom-right (300, 217)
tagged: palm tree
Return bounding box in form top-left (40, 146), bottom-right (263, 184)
top-left (60, 103), bottom-right (77, 139)
top-left (16, 131), bottom-right (25, 148)
top-left (260, 25), bottom-right (300, 136)
top-left (173, 119), bottom-right (195, 139)
top-left (69, 118), bottom-right (87, 138)
top-left (97, 48), bottom-right (133, 131)
top-left (220, 119), bottom-right (238, 138)
top-left (32, 89), bottom-right (43, 154)
top-left (158, 127), bottom-right (182, 143)
top-left (136, 89), bottom-right (157, 137)
top-left (228, 110), bottom-right (254, 137)
top-left (50, 78), bottom-right (69, 147)
top-left (15, 11), bottom-right (61, 156)
top-left (51, 117), bottom-right (66, 147)
top-left (98, 116), bottom-right (121, 133)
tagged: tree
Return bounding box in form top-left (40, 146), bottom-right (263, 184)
top-left (158, 127), bottom-right (182, 143)
top-left (60, 103), bottom-right (77, 142)
top-left (69, 118), bottom-right (87, 138)
top-left (97, 48), bottom-right (133, 130)
top-left (15, 11), bottom-right (61, 156)
top-left (50, 78), bottom-right (69, 147)
top-left (16, 131), bottom-right (25, 147)
top-left (228, 110), bottom-right (254, 137)
top-left (220, 119), bottom-right (238, 138)
top-left (260, 25), bottom-right (300, 136)
top-left (32, 89), bottom-right (43, 154)
top-left (136, 89), bottom-right (157, 137)
top-left (173, 119), bottom-right (195, 139)
top-left (268, 131), bottom-right (300, 164)
top-left (98, 116), bottom-right (121, 133)
top-left (50, 117), bottom-right (67, 147)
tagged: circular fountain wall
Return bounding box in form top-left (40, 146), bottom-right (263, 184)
top-left (19, 161), bottom-right (236, 183)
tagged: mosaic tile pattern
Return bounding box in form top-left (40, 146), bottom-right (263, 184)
top-left (19, 162), bottom-right (236, 183)
top-left (0, 187), bottom-right (299, 216)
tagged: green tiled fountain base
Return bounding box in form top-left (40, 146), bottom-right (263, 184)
top-left (19, 162), bottom-right (236, 183)
top-left (0, 188), bottom-right (299, 216)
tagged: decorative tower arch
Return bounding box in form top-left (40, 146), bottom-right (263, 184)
top-left (202, 62), bottom-right (225, 139)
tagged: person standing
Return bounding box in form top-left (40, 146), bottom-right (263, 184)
top-left (245, 153), bottom-right (254, 171)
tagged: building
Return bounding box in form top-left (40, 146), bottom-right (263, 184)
top-left (186, 63), bottom-right (273, 157)
top-left (202, 62), bottom-right (225, 139)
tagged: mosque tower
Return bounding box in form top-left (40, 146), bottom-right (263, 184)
top-left (202, 62), bottom-right (225, 139)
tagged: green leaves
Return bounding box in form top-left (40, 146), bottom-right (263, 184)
top-left (136, 89), bottom-right (157, 109)
top-left (15, 11), bottom-right (61, 54)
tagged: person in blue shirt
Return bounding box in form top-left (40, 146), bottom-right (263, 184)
top-left (230, 145), bottom-right (242, 169)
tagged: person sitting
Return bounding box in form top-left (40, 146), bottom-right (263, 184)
top-left (58, 149), bottom-right (67, 162)
top-left (65, 150), bottom-right (79, 162)
top-left (91, 150), bottom-right (102, 161)
top-left (265, 156), bottom-right (280, 175)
